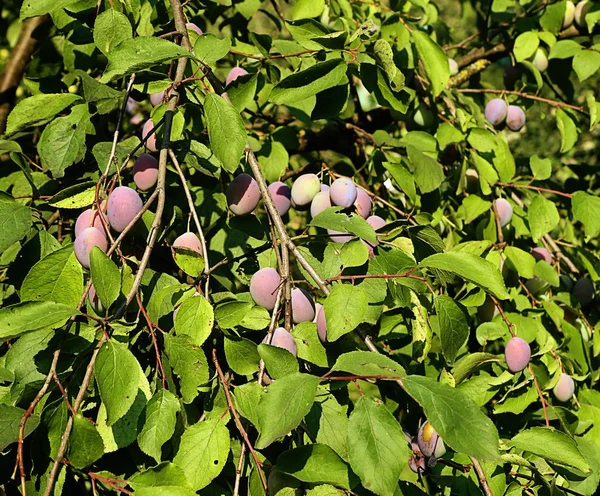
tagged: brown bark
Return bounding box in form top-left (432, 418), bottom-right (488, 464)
top-left (0, 15), bottom-right (49, 136)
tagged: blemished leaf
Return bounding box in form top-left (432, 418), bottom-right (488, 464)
top-left (138, 389), bottom-right (181, 463)
top-left (5, 93), bottom-right (81, 136)
top-left (129, 463), bottom-right (196, 496)
top-left (435, 295), bottom-right (469, 365)
top-left (68, 414), bottom-right (104, 469)
top-left (224, 336), bottom-right (260, 375)
top-left (0, 301), bottom-right (79, 339)
top-left (164, 334), bottom-right (209, 404)
top-left (173, 419), bottom-right (230, 491)
top-left (0, 405), bottom-right (40, 451)
top-left (101, 37), bottom-right (191, 82)
top-left (93, 9), bottom-right (132, 56)
top-left (528, 195), bottom-right (560, 242)
top-left (411, 30), bottom-right (450, 96)
top-left (174, 294), bottom-right (214, 346)
top-left (403, 375), bottom-right (501, 461)
top-left (331, 351), bottom-right (405, 378)
top-left (204, 94), bottom-right (247, 173)
top-left (420, 252), bottom-right (510, 300)
top-left (276, 444), bottom-right (357, 489)
top-left (38, 104), bottom-right (91, 179)
top-left (21, 247), bottom-right (83, 307)
top-left (94, 340), bottom-right (141, 426)
top-left (509, 427), bottom-right (589, 472)
top-left (255, 372), bottom-right (320, 449)
top-left (347, 396), bottom-right (409, 496)
top-left (269, 59), bottom-right (348, 105)
top-left (90, 247), bottom-right (121, 309)
top-left (20, 0), bottom-right (78, 18)
top-left (324, 284), bottom-right (369, 341)
top-left (572, 191), bottom-right (600, 239)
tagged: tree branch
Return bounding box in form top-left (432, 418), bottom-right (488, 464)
top-left (470, 457), bottom-right (493, 496)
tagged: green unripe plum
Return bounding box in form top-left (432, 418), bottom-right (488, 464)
top-left (74, 227), bottom-right (108, 269)
top-left (494, 198), bottom-right (513, 227)
top-left (505, 336), bottom-right (531, 373)
top-left (525, 277), bottom-right (549, 295)
top-left (173, 232), bottom-right (203, 254)
top-left (506, 105), bottom-right (526, 131)
top-left (448, 58), bottom-right (459, 76)
top-left (227, 173), bottom-right (260, 216)
top-left (485, 98), bottom-right (508, 126)
top-left (573, 276), bottom-right (595, 307)
top-left (413, 103), bottom-right (434, 128)
top-left (133, 153), bottom-right (159, 191)
top-left (291, 288), bottom-right (315, 324)
top-left (250, 267), bottom-right (281, 311)
top-left (417, 421), bottom-right (446, 458)
top-left (563, 0), bottom-right (575, 28)
top-left (310, 191), bottom-right (331, 218)
top-left (107, 186), bottom-right (143, 233)
top-left (465, 168), bottom-right (479, 192)
top-left (553, 372), bottom-right (575, 401)
top-left (531, 48), bottom-right (548, 72)
top-left (291, 174), bottom-right (321, 208)
top-left (575, 1), bottom-right (591, 26)
top-left (478, 296), bottom-right (499, 322)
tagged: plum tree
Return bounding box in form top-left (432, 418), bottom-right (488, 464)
top-left (291, 174), bottom-right (321, 208)
top-left (265, 327), bottom-right (297, 356)
top-left (173, 232), bottom-right (202, 254)
top-left (267, 181), bottom-right (292, 216)
top-left (417, 421), bottom-right (446, 458)
top-left (75, 205), bottom-right (106, 238)
top-left (573, 277), bottom-right (595, 307)
top-left (531, 247), bottom-right (552, 263)
top-left (354, 188), bottom-right (372, 218)
top-left (505, 336), bottom-right (531, 373)
top-left (531, 48), bottom-right (548, 72)
top-left (506, 105), bottom-right (526, 131)
top-left (250, 267), bottom-right (281, 311)
top-left (290, 288), bottom-right (315, 324)
top-left (484, 98), bottom-right (508, 126)
top-left (227, 173), bottom-right (260, 216)
top-left (133, 153), bottom-right (159, 191)
top-left (142, 119), bottom-right (158, 152)
top-left (226, 67), bottom-right (248, 86)
top-left (494, 198), bottom-right (513, 227)
top-left (330, 177), bottom-right (357, 208)
top-left (107, 186), bottom-right (143, 232)
top-left (563, 0), bottom-right (576, 28)
top-left (74, 227), bottom-right (108, 269)
top-left (553, 373), bottom-right (575, 402)
top-left (310, 191), bottom-right (332, 218)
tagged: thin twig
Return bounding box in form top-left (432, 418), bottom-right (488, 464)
top-left (497, 182), bottom-right (573, 199)
top-left (257, 285), bottom-right (284, 385)
top-left (470, 457), bottom-right (493, 496)
top-left (233, 444), bottom-right (246, 496)
top-left (529, 364), bottom-right (550, 428)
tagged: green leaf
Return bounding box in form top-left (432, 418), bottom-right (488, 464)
top-left (129, 463), bottom-right (196, 496)
top-left (258, 343), bottom-right (299, 379)
top-left (420, 252), bottom-right (510, 300)
top-left (204, 94), bottom-right (247, 173)
top-left (347, 396), bottom-right (409, 496)
top-left (573, 49), bottom-right (600, 82)
top-left (556, 108), bottom-right (578, 153)
top-left (224, 336), bottom-right (260, 375)
top-left (174, 295), bottom-right (214, 346)
top-left (38, 104), bottom-right (91, 179)
top-left (528, 195), bottom-right (559, 242)
top-left (257, 140), bottom-right (290, 183)
top-left (530, 155), bottom-right (552, 180)
top-left (194, 34), bottom-right (231, 64)
top-left (227, 73), bottom-right (259, 112)
top-left (311, 209), bottom-right (377, 244)
top-left (255, 372), bottom-right (320, 449)
top-left (293, 322), bottom-right (328, 367)
top-left (276, 444), bottom-right (356, 489)
top-left (292, 0), bottom-right (325, 20)
top-left (164, 335), bottom-right (209, 404)
top-left (407, 145), bottom-right (444, 193)
top-left (93, 9), bottom-right (132, 56)
top-left (20, 0), bottom-right (78, 19)
top-left (374, 40), bottom-right (404, 91)
top-left (5, 93), bottom-right (81, 136)
top-left (504, 246), bottom-right (536, 279)
top-left (436, 123), bottom-right (465, 149)
top-left (90, 247), bottom-right (121, 309)
top-left (549, 39), bottom-right (581, 59)
top-left (215, 301), bottom-right (253, 329)
top-left (324, 284), bottom-right (368, 341)
top-left (94, 340), bottom-right (141, 426)
top-left (173, 247), bottom-right (205, 278)
top-left (21, 247), bottom-right (83, 307)
top-left (0, 301), bottom-right (78, 339)
top-left (0, 198), bottom-right (32, 255)
top-left (0, 405), bottom-right (40, 451)
top-left (68, 414), bottom-right (104, 469)
top-left (382, 161), bottom-right (416, 203)
top-left (572, 191), bottom-right (600, 239)
top-left (513, 31), bottom-right (539, 62)
top-left (331, 351), bottom-right (405, 378)
top-left (509, 427), bottom-right (589, 472)
top-left (411, 30), bottom-right (450, 96)
top-left (138, 389), bottom-right (181, 463)
top-left (403, 375), bottom-right (501, 461)
top-left (48, 181), bottom-right (97, 209)
top-left (435, 295), bottom-right (469, 365)
top-left (269, 59), bottom-right (348, 105)
top-left (101, 37), bottom-right (191, 83)
top-left (173, 419), bottom-right (230, 491)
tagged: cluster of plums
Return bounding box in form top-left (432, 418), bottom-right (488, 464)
top-left (485, 98), bottom-right (526, 131)
top-left (406, 421), bottom-right (446, 474)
